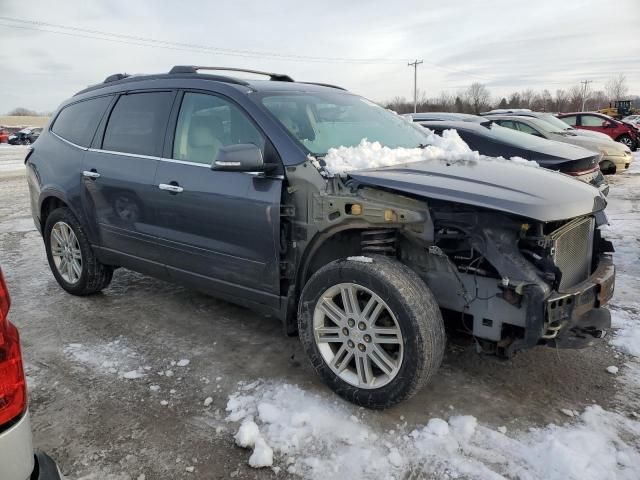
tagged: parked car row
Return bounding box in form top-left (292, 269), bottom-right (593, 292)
top-left (7, 128), bottom-right (42, 145)
top-left (411, 110), bottom-right (633, 175)
top-left (23, 66), bottom-right (616, 410)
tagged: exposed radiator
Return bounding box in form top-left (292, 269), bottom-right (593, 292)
top-left (551, 216), bottom-right (595, 290)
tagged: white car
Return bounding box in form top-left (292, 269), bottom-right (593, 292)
top-left (0, 269), bottom-right (61, 480)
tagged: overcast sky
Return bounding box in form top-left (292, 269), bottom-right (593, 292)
top-left (0, 0), bottom-right (638, 113)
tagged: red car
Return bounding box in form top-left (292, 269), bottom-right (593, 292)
top-left (557, 112), bottom-right (638, 151)
top-left (0, 129), bottom-right (9, 144)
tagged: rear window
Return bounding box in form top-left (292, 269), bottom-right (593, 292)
top-left (51, 96), bottom-right (112, 147)
top-left (102, 92), bottom-right (174, 157)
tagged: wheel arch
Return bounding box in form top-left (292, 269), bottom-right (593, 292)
top-left (284, 224), bottom-right (400, 335)
top-left (38, 190), bottom-right (80, 234)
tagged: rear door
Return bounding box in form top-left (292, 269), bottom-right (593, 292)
top-left (151, 91), bottom-right (282, 303)
top-left (82, 90), bottom-right (175, 265)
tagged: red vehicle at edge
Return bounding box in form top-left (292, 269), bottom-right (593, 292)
top-left (557, 112), bottom-right (638, 151)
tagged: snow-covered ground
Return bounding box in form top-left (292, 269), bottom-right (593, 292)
top-left (0, 144), bottom-right (28, 173)
top-left (223, 153), bottom-right (640, 479)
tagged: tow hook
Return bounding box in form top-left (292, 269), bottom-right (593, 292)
top-left (578, 326), bottom-right (607, 339)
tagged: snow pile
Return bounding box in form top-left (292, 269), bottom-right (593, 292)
top-left (322, 132), bottom-right (477, 175)
top-left (226, 381), bottom-right (640, 479)
top-left (610, 308), bottom-right (640, 358)
top-left (321, 134), bottom-right (539, 175)
top-left (63, 339), bottom-right (143, 378)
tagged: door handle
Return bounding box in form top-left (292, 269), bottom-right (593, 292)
top-left (158, 183), bottom-right (184, 193)
top-left (82, 170), bottom-right (101, 179)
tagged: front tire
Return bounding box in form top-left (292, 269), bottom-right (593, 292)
top-left (44, 207), bottom-right (113, 295)
top-left (298, 255), bottom-right (445, 409)
top-left (616, 134), bottom-right (636, 151)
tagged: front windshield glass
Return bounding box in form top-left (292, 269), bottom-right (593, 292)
top-left (258, 91), bottom-right (430, 155)
top-left (540, 114), bottom-right (573, 131)
top-left (483, 122), bottom-right (556, 149)
top-left (528, 117), bottom-right (567, 134)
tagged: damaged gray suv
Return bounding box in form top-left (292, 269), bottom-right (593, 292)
top-left (26, 66), bottom-right (615, 408)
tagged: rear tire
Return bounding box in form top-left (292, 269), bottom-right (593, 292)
top-left (44, 207), bottom-right (113, 295)
top-left (298, 255), bottom-right (445, 409)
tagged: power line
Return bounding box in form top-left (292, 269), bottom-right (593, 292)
top-left (0, 16), bottom-right (406, 65)
top-left (0, 15), bottom-right (494, 82)
top-left (408, 60), bottom-right (423, 113)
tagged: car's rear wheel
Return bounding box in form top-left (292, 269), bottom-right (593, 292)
top-left (616, 134), bottom-right (636, 150)
top-left (298, 255), bottom-right (445, 409)
top-left (44, 207), bottom-right (113, 295)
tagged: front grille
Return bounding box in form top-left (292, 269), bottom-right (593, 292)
top-left (552, 216), bottom-right (595, 290)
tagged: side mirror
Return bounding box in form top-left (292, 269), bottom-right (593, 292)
top-left (212, 144), bottom-right (267, 172)
top-left (602, 121), bottom-right (613, 128)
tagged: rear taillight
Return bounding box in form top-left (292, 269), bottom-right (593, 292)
top-left (0, 269), bottom-right (27, 427)
top-left (566, 165), bottom-right (600, 176)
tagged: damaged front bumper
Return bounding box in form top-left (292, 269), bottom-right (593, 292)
top-left (543, 254), bottom-right (615, 348)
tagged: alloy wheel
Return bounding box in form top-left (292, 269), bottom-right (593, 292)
top-left (50, 221), bottom-right (83, 284)
top-left (313, 282), bottom-right (403, 389)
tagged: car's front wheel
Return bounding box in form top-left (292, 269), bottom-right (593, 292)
top-left (298, 255), bottom-right (445, 409)
top-left (44, 207), bottom-right (113, 295)
top-left (616, 134), bottom-right (636, 151)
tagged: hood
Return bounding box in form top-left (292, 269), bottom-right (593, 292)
top-left (348, 158), bottom-right (605, 223)
top-left (571, 129), bottom-right (614, 141)
top-left (554, 133), bottom-right (626, 154)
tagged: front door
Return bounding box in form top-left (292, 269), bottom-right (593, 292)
top-left (151, 91), bottom-right (282, 303)
top-left (82, 90), bottom-right (175, 264)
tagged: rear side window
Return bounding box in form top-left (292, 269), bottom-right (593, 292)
top-left (51, 96), bottom-right (112, 147)
top-left (560, 115), bottom-right (577, 126)
top-left (102, 92), bottom-right (174, 157)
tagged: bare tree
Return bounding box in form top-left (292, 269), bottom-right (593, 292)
top-left (520, 89), bottom-right (535, 109)
top-left (605, 74), bottom-right (629, 101)
top-left (7, 107), bottom-right (38, 116)
top-left (568, 85), bottom-right (584, 111)
top-left (465, 82), bottom-right (491, 114)
top-left (555, 89), bottom-right (568, 112)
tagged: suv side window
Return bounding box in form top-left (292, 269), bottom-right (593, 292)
top-left (560, 115), bottom-right (577, 126)
top-left (102, 92), bottom-right (174, 157)
top-left (173, 92), bottom-right (265, 165)
top-left (51, 96), bottom-right (112, 147)
top-left (581, 115), bottom-right (606, 127)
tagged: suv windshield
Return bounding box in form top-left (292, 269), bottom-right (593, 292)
top-left (257, 91), bottom-right (429, 155)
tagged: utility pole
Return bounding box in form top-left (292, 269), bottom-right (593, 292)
top-left (580, 80), bottom-right (593, 111)
top-left (408, 60), bottom-right (423, 113)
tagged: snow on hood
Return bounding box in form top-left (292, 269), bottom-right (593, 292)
top-left (320, 130), bottom-right (538, 176)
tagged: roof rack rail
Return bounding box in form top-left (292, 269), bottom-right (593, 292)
top-left (300, 82), bottom-right (346, 91)
top-left (104, 73), bottom-right (130, 83)
top-left (169, 66), bottom-right (294, 82)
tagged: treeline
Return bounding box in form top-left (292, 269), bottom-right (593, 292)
top-left (385, 74), bottom-right (639, 115)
